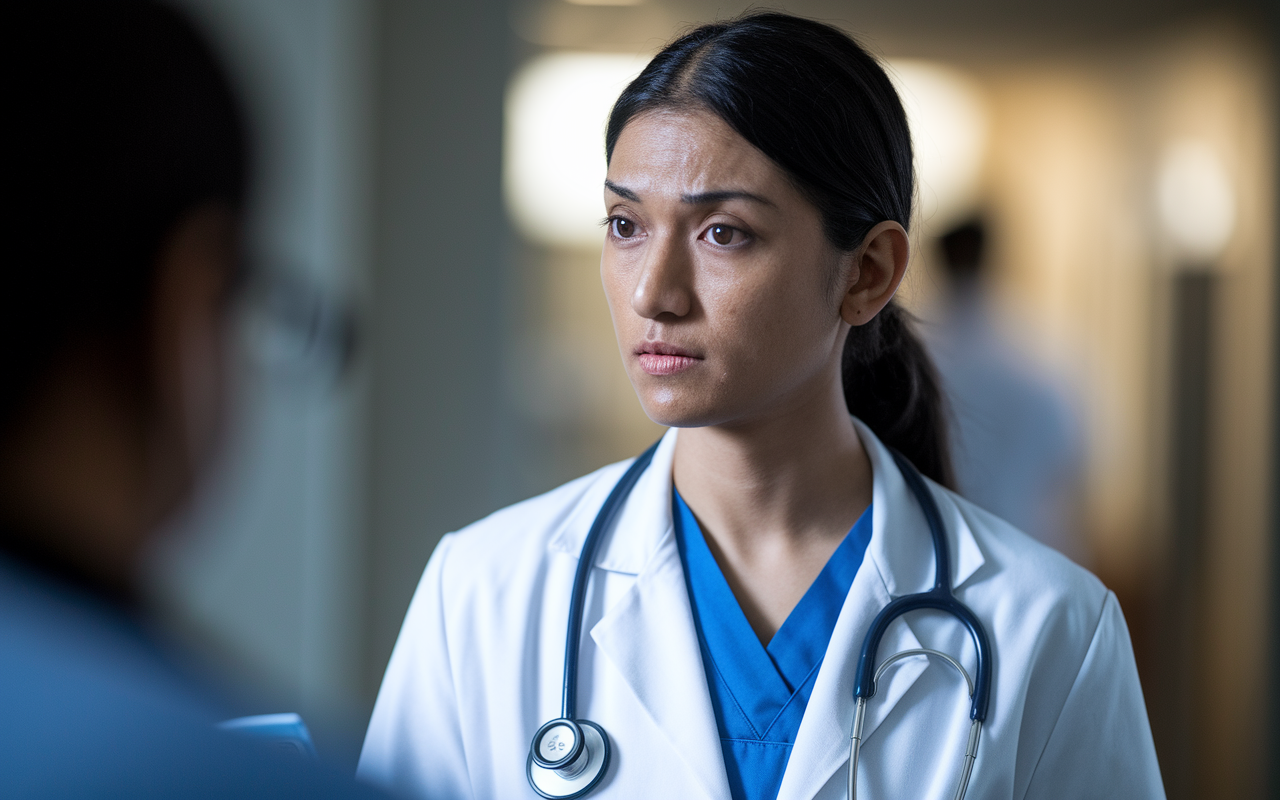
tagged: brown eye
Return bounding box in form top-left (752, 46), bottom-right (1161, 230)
top-left (709, 225), bottom-right (735, 245)
top-left (612, 218), bottom-right (636, 238)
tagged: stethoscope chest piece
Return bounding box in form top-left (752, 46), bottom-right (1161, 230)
top-left (527, 445), bottom-right (653, 799)
top-left (527, 718), bottom-right (611, 799)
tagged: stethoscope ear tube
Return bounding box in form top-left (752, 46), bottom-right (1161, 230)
top-left (853, 593), bottom-right (992, 721)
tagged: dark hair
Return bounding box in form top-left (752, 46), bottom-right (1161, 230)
top-left (940, 218), bottom-right (988, 283)
top-left (605, 11), bottom-right (954, 487)
top-left (2, 0), bottom-right (249, 427)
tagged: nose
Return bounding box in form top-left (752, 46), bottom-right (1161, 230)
top-left (631, 232), bottom-right (692, 320)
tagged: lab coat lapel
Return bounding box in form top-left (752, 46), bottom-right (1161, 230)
top-left (589, 431), bottom-right (733, 800)
top-left (776, 419), bottom-right (985, 800)
top-left (853, 418), bottom-right (986, 597)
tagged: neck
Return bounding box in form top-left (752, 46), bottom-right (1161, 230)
top-left (671, 370), bottom-right (873, 643)
top-left (672, 372), bottom-right (872, 554)
top-left (0, 353), bottom-right (153, 594)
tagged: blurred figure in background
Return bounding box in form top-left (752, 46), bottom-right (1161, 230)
top-left (0, 2), bottom-right (377, 796)
top-left (925, 218), bottom-right (1089, 564)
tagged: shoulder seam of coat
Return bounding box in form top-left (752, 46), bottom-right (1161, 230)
top-left (1016, 589), bottom-right (1114, 799)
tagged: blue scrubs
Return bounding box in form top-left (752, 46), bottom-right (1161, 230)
top-left (673, 492), bottom-right (873, 800)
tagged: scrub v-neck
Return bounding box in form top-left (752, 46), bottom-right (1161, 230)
top-left (673, 491), bottom-right (873, 800)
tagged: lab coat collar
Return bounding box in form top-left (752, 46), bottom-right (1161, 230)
top-left (545, 419), bottom-right (984, 590)
top-left (777, 419), bottom-right (987, 800)
top-left (854, 416), bottom-right (985, 596)
top-left (583, 428), bottom-right (732, 800)
top-left (591, 538), bottom-right (733, 800)
top-left (545, 429), bottom-right (678, 575)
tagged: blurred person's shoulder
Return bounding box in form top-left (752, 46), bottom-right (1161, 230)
top-left (0, 554), bottom-right (222, 734)
top-left (0, 557), bottom-right (384, 799)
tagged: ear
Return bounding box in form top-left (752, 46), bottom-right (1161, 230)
top-left (839, 221), bottom-right (910, 326)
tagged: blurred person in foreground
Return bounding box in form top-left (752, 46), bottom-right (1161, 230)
top-left (0, 2), bottom-right (379, 796)
top-left (925, 219), bottom-right (1089, 564)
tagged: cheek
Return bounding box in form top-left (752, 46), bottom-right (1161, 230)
top-left (600, 260), bottom-right (623, 312)
top-left (179, 311), bottom-right (231, 472)
top-left (712, 269), bottom-right (830, 370)
top-left (601, 256), bottom-right (638, 331)
top-left (700, 275), bottom-right (840, 418)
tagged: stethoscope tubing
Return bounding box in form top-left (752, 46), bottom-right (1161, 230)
top-left (560, 442), bottom-right (660, 720)
top-left (848, 648), bottom-right (983, 800)
top-left (851, 451), bottom-right (993, 722)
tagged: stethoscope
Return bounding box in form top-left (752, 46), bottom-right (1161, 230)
top-left (527, 442), bottom-right (993, 800)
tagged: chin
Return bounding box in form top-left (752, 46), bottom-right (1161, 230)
top-left (636, 386), bottom-right (728, 429)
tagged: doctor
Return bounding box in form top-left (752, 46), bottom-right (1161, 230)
top-left (359, 12), bottom-right (1163, 800)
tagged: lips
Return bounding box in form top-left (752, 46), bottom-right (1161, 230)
top-left (636, 341), bottom-right (702, 376)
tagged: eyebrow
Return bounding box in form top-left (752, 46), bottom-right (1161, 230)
top-left (680, 189), bottom-right (775, 207)
top-left (603, 180), bottom-right (640, 201)
top-left (604, 180), bottom-right (775, 208)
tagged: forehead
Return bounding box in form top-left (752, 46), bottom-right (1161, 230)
top-left (606, 110), bottom-right (791, 199)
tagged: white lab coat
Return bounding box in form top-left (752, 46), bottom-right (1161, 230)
top-left (359, 420), bottom-right (1164, 800)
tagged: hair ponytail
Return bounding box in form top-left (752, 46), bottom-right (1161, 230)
top-left (843, 302), bottom-right (954, 488)
top-left (606, 11), bottom-right (955, 486)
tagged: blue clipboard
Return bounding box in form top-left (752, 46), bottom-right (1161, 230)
top-left (218, 712), bottom-right (319, 760)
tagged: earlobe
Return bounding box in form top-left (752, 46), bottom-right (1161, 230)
top-left (840, 221), bottom-right (910, 326)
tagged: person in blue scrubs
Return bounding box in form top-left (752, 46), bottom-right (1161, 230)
top-left (0, 4), bottom-right (380, 796)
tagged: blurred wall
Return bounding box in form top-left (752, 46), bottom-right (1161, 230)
top-left (362, 0), bottom-right (514, 700)
top-left (148, 0), bottom-right (518, 759)
top-left (149, 0), bottom-right (373, 734)
top-left (975, 25), bottom-right (1276, 796)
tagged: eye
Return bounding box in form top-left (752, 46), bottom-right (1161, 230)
top-left (702, 224), bottom-right (745, 246)
top-left (609, 217), bottom-right (638, 239)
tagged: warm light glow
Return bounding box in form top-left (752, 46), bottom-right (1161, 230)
top-left (506, 54), bottom-right (988, 247)
top-left (504, 53), bottom-right (646, 247)
top-left (887, 60), bottom-right (989, 232)
top-left (1156, 139), bottom-right (1236, 263)
top-left (564, 0), bottom-right (644, 5)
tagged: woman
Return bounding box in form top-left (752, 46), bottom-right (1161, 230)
top-left (359, 13), bottom-right (1162, 800)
